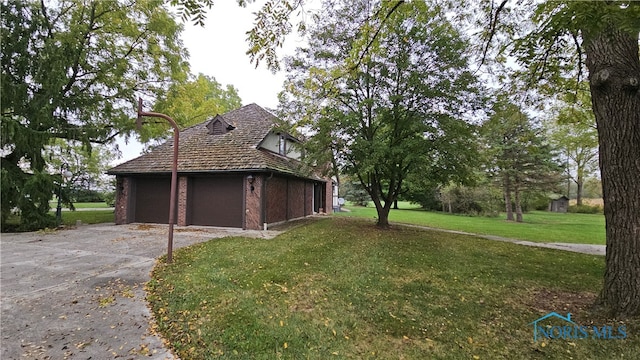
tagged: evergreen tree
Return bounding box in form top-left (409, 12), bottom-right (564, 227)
top-left (482, 100), bottom-right (562, 222)
top-left (1, 0), bottom-right (188, 230)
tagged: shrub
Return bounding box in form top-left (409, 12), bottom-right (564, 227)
top-left (525, 193), bottom-right (553, 211)
top-left (343, 182), bottom-right (371, 207)
top-left (405, 187), bottom-right (441, 211)
top-left (71, 188), bottom-right (103, 202)
top-left (437, 185), bottom-right (503, 217)
top-left (102, 191), bottom-right (116, 207)
top-left (568, 204), bottom-right (603, 214)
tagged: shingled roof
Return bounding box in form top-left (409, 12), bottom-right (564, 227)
top-left (108, 104), bottom-right (317, 179)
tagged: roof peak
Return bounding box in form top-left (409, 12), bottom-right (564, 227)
top-left (206, 115), bottom-right (235, 135)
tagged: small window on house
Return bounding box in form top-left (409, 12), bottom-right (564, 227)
top-left (279, 134), bottom-right (286, 155)
top-left (206, 115), bottom-right (235, 135)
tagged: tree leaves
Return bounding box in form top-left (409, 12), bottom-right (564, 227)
top-left (139, 73), bottom-right (242, 145)
top-left (481, 98), bottom-right (563, 221)
top-left (245, 0), bottom-right (302, 71)
top-left (1, 0), bottom-right (188, 231)
top-left (279, 0), bottom-right (482, 227)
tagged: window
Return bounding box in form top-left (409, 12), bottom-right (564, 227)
top-left (279, 134), bottom-right (286, 155)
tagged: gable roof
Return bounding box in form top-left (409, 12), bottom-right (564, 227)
top-left (108, 104), bottom-right (319, 179)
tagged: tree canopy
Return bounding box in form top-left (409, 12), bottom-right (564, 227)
top-left (138, 73), bottom-right (242, 145)
top-left (1, 0), bottom-right (188, 230)
top-left (478, 0), bottom-right (640, 317)
top-left (547, 90), bottom-right (599, 206)
top-left (482, 99), bottom-right (562, 222)
top-left (279, 0), bottom-right (483, 227)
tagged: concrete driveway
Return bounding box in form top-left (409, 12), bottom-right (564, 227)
top-left (1, 223), bottom-right (280, 359)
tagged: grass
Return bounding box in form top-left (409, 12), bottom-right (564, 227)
top-left (335, 202), bottom-right (605, 244)
top-left (55, 210), bottom-right (114, 226)
top-left (49, 200), bottom-right (111, 209)
top-left (147, 217), bottom-right (637, 359)
top-left (3, 209), bottom-right (114, 231)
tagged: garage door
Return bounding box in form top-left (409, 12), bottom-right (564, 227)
top-left (189, 176), bottom-right (243, 227)
top-left (134, 177), bottom-right (171, 224)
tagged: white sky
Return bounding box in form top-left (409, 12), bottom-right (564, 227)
top-left (181, 1), bottom-right (297, 108)
top-left (114, 1), bottom-right (306, 164)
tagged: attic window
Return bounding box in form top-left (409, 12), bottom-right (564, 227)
top-left (279, 133), bottom-right (286, 155)
top-left (206, 115), bottom-right (235, 135)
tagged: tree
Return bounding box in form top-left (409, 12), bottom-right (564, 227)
top-left (341, 180), bottom-right (371, 207)
top-left (280, 0), bottom-right (481, 227)
top-left (582, 177), bottom-right (602, 200)
top-left (138, 73), bottom-right (242, 145)
top-left (1, 0), bottom-right (188, 231)
top-left (482, 100), bottom-right (562, 222)
top-left (45, 139), bottom-right (119, 196)
top-left (479, 0), bottom-right (640, 317)
top-left (548, 92), bottom-right (599, 206)
top-left (166, 0), bottom-right (640, 317)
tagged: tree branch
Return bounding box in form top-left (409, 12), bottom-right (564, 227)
top-left (477, 0), bottom-right (508, 71)
top-left (350, 1), bottom-right (405, 72)
top-left (571, 30), bottom-right (584, 98)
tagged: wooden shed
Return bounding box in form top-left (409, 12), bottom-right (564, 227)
top-left (549, 195), bottom-right (570, 213)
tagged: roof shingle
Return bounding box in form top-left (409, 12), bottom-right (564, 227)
top-left (108, 104), bottom-right (317, 179)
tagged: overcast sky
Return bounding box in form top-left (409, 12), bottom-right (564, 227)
top-left (114, 1), bottom-right (305, 164)
top-left (181, 1), bottom-right (298, 108)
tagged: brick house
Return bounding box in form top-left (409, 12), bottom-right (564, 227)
top-left (107, 104), bottom-right (333, 230)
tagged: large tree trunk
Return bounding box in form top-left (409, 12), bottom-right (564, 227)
top-left (504, 177), bottom-right (514, 221)
top-left (585, 27), bottom-right (640, 316)
top-left (371, 196), bottom-right (391, 228)
top-left (376, 204), bottom-right (391, 228)
top-left (369, 184), bottom-right (391, 228)
top-left (576, 162), bottom-right (585, 206)
top-left (514, 186), bottom-right (523, 223)
top-left (576, 176), bottom-right (584, 206)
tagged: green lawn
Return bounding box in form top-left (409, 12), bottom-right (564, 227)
top-left (335, 203), bottom-right (605, 244)
top-left (147, 218), bottom-right (636, 359)
top-left (49, 200), bottom-right (111, 209)
top-left (55, 210), bottom-right (114, 225)
top-left (3, 209), bottom-right (114, 231)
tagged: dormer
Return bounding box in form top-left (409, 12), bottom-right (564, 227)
top-left (206, 115), bottom-right (236, 135)
top-left (258, 131), bottom-right (302, 160)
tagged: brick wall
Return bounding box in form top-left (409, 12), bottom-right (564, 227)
top-left (177, 176), bottom-right (188, 226)
top-left (324, 179), bottom-right (333, 214)
top-left (287, 180), bottom-right (305, 219)
top-left (266, 176), bottom-right (287, 223)
top-left (245, 174), bottom-right (263, 230)
top-left (114, 176), bottom-right (130, 224)
top-left (116, 173), bottom-right (325, 228)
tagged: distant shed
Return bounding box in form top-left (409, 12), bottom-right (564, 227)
top-left (549, 195), bottom-right (570, 213)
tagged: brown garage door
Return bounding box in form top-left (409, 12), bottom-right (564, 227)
top-left (189, 176), bottom-right (243, 227)
top-left (134, 177), bottom-right (171, 224)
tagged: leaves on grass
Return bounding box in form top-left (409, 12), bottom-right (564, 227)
top-left (145, 218), bottom-right (634, 359)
